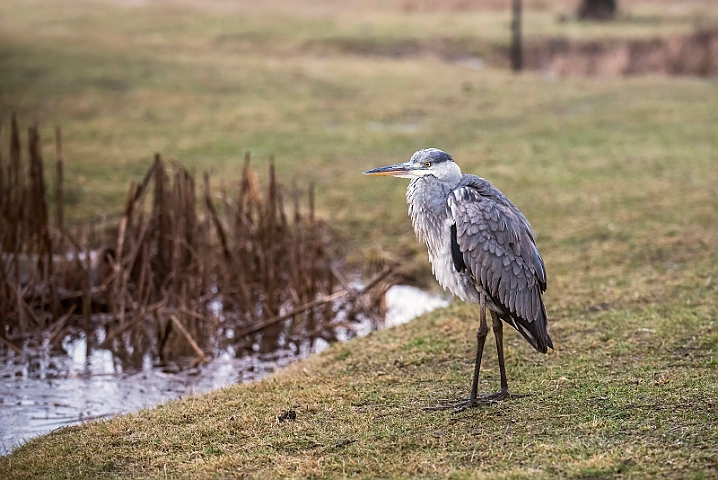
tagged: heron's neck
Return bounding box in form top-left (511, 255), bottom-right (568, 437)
top-left (406, 176), bottom-right (457, 244)
top-left (407, 174), bottom-right (459, 203)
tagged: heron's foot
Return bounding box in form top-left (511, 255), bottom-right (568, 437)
top-left (480, 388), bottom-right (527, 403)
top-left (423, 390), bottom-right (528, 412)
top-left (422, 397), bottom-right (478, 412)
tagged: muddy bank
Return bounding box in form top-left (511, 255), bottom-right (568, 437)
top-left (525, 28), bottom-right (718, 77)
top-left (306, 28), bottom-right (718, 77)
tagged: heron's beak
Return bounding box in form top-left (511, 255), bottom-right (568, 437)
top-left (362, 162), bottom-right (414, 176)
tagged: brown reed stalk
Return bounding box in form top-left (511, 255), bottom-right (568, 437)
top-left (170, 314), bottom-right (207, 363)
top-left (288, 180), bottom-right (304, 322)
top-left (111, 181), bottom-right (136, 326)
top-left (305, 183), bottom-right (318, 334)
top-left (1, 121), bottom-right (397, 365)
top-left (10, 115), bottom-right (21, 228)
top-left (205, 173), bottom-right (230, 260)
top-left (29, 125), bottom-right (60, 319)
top-left (0, 121), bottom-right (4, 216)
top-left (234, 152), bottom-right (256, 313)
top-left (6, 115), bottom-right (23, 279)
top-left (83, 240), bottom-right (92, 336)
top-left (0, 119), bottom-right (7, 329)
top-left (153, 154), bottom-right (170, 282)
top-left (54, 126), bottom-right (64, 237)
top-left (259, 157), bottom-right (280, 351)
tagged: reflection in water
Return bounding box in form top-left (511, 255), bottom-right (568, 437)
top-left (0, 285), bottom-right (448, 455)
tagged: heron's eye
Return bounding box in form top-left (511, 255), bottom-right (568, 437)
top-left (424, 162), bottom-right (431, 168)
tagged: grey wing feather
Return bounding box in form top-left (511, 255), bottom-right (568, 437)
top-left (448, 176), bottom-right (550, 347)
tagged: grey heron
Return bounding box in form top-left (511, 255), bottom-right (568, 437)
top-left (364, 148), bottom-right (552, 411)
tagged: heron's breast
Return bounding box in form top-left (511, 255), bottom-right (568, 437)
top-left (423, 217), bottom-right (482, 304)
top-left (408, 179), bottom-right (482, 304)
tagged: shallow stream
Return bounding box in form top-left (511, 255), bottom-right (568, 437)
top-left (0, 285), bottom-right (448, 455)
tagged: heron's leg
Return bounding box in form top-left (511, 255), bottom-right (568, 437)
top-left (466, 294), bottom-right (489, 405)
top-left (480, 311), bottom-right (526, 402)
top-left (424, 292), bottom-right (489, 412)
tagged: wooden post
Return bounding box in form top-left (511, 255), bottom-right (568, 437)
top-left (510, 0), bottom-right (523, 72)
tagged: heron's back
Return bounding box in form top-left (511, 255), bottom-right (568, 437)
top-left (407, 174), bottom-right (553, 353)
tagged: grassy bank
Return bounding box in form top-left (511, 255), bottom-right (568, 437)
top-left (1, 279), bottom-right (716, 478)
top-left (1, 0), bottom-right (717, 477)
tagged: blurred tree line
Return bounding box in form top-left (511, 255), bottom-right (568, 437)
top-left (578, 0), bottom-right (617, 20)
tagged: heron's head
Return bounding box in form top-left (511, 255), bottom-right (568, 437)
top-left (363, 148), bottom-right (462, 182)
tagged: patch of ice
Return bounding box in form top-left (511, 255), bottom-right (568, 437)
top-left (384, 285), bottom-right (450, 328)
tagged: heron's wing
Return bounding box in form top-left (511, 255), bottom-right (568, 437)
top-left (447, 178), bottom-right (546, 323)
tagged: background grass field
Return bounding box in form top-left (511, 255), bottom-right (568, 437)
top-left (1, 0), bottom-right (717, 477)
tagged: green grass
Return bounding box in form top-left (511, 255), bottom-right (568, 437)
top-left (1, 0), bottom-right (717, 477)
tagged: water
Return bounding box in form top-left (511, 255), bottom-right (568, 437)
top-left (0, 285), bottom-right (448, 455)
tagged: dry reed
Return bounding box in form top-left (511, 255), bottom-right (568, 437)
top-left (0, 117), bottom-right (397, 369)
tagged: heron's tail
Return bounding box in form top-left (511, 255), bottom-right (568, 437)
top-left (502, 300), bottom-right (553, 354)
